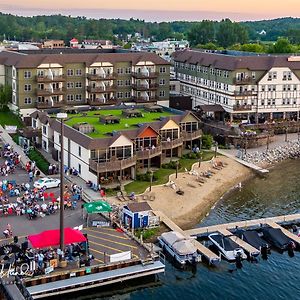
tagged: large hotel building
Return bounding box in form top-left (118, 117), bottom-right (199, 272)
top-left (0, 49), bottom-right (170, 116)
top-left (173, 49), bottom-right (300, 122)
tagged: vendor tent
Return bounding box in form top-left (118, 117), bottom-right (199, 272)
top-left (83, 201), bottom-right (112, 214)
top-left (28, 228), bottom-right (87, 249)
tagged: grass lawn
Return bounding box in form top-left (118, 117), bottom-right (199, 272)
top-left (0, 111), bottom-right (23, 128)
top-left (125, 151), bottom-right (215, 194)
top-left (65, 109), bottom-right (174, 138)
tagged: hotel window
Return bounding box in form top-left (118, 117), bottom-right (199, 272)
top-left (293, 99), bottom-right (297, 105)
top-left (24, 71), bottom-right (32, 79)
top-left (24, 97), bottom-right (32, 104)
top-left (288, 71), bottom-right (292, 80)
top-left (268, 73), bottom-right (272, 81)
top-left (67, 69), bottom-right (74, 76)
top-left (267, 99), bottom-right (271, 105)
top-left (273, 72), bottom-right (277, 79)
top-left (125, 67), bottom-right (131, 74)
top-left (67, 82), bottom-right (74, 89)
top-left (282, 99), bottom-right (286, 105)
top-left (37, 70), bottom-right (44, 77)
top-left (125, 79), bottom-right (131, 86)
top-left (117, 92), bottom-right (123, 98)
top-left (75, 94), bottom-right (82, 101)
top-left (78, 146), bottom-right (81, 157)
top-left (24, 84), bottom-right (31, 92)
top-left (261, 85), bottom-right (265, 92)
top-left (272, 99), bottom-right (276, 105)
top-left (75, 82), bottom-right (82, 88)
top-left (252, 72), bottom-right (256, 79)
top-left (76, 69), bottom-right (82, 76)
top-left (117, 80), bottom-right (123, 86)
top-left (117, 68), bottom-right (124, 74)
top-left (261, 100), bottom-right (265, 105)
top-left (159, 90), bottom-right (166, 97)
top-left (78, 164), bottom-right (81, 174)
top-left (125, 91), bottom-right (131, 98)
top-left (67, 94), bottom-right (74, 101)
top-left (159, 67), bottom-right (166, 73)
top-left (159, 79), bottom-right (166, 86)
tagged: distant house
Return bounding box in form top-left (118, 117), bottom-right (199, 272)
top-left (259, 30), bottom-right (267, 35)
top-left (122, 202), bottom-right (153, 229)
top-left (70, 38), bottom-right (79, 48)
top-left (43, 40), bottom-right (65, 49)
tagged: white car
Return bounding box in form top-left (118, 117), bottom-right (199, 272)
top-left (34, 178), bottom-right (61, 189)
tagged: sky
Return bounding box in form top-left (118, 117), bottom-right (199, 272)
top-left (1, 0), bottom-right (300, 21)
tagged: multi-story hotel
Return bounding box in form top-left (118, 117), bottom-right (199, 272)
top-left (0, 49), bottom-right (170, 116)
top-left (30, 108), bottom-right (202, 185)
top-left (173, 49), bottom-right (300, 122)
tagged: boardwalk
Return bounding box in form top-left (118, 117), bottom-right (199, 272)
top-left (153, 211), bottom-right (221, 265)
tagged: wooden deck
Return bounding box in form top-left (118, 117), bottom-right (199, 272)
top-left (153, 211), bottom-right (221, 265)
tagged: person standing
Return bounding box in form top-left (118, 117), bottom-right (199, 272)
top-left (29, 170), bottom-right (34, 183)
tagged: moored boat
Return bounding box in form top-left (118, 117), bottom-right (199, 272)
top-left (158, 231), bottom-right (201, 265)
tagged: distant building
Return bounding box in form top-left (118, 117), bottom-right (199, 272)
top-left (81, 39), bottom-right (113, 49)
top-left (258, 30), bottom-right (267, 35)
top-left (43, 40), bottom-right (65, 49)
top-left (70, 38), bottom-right (79, 49)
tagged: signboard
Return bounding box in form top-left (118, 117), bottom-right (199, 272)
top-left (92, 220), bottom-right (110, 227)
top-left (5, 125), bottom-right (17, 133)
top-left (109, 251), bottom-right (131, 263)
top-left (86, 268), bottom-right (91, 274)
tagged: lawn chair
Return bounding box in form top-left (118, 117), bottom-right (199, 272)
top-left (116, 191), bottom-right (124, 201)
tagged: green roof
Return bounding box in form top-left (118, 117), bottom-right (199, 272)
top-left (65, 109), bottom-right (174, 138)
top-left (83, 201), bottom-right (112, 214)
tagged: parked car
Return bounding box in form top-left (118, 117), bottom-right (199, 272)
top-left (34, 178), bottom-right (60, 189)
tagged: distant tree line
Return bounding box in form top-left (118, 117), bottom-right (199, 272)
top-left (1, 13), bottom-right (300, 53)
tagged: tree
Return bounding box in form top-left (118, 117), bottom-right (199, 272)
top-left (187, 20), bottom-right (215, 46)
top-left (0, 84), bottom-right (12, 110)
top-left (195, 42), bottom-right (219, 50)
top-left (269, 38), bottom-right (294, 53)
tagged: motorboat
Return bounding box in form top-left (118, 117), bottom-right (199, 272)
top-left (237, 229), bottom-right (270, 256)
top-left (208, 233), bottom-right (247, 261)
top-left (262, 227), bottom-right (295, 251)
top-left (158, 231), bottom-right (201, 265)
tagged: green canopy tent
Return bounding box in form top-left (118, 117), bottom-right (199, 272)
top-left (83, 201), bottom-right (112, 226)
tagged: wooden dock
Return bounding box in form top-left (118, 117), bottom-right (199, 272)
top-left (217, 228), bottom-right (260, 257)
top-left (153, 211), bottom-right (221, 265)
top-left (184, 213), bottom-right (300, 237)
top-left (217, 149), bottom-right (269, 174)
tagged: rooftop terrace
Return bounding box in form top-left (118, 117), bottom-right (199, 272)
top-left (64, 109), bottom-right (175, 138)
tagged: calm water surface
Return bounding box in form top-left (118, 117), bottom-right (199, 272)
top-left (78, 160), bottom-right (300, 300)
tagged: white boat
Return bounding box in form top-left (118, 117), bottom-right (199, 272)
top-left (208, 233), bottom-right (247, 261)
top-left (158, 231), bottom-right (201, 265)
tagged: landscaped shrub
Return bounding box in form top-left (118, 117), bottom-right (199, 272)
top-left (161, 160), bottom-right (181, 169)
top-left (28, 148), bottom-right (50, 174)
top-left (136, 171), bottom-right (158, 182)
top-left (202, 134), bottom-right (213, 149)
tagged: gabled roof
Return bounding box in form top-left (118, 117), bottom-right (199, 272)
top-left (126, 202), bottom-right (152, 213)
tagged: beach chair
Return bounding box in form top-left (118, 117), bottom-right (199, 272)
top-left (116, 191), bottom-right (123, 201)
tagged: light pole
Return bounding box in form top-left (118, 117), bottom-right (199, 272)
top-left (175, 160), bottom-right (179, 179)
top-left (198, 155), bottom-right (202, 168)
top-left (57, 112), bottom-right (67, 255)
top-left (149, 170), bottom-right (154, 192)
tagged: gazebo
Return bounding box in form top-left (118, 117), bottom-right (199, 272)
top-left (83, 201), bottom-right (112, 226)
top-left (99, 115), bottom-right (120, 124)
top-left (122, 109), bottom-right (143, 118)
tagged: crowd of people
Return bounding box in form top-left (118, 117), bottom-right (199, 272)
top-left (0, 143), bottom-right (21, 176)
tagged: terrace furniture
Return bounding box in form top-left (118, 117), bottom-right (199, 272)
top-left (99, 115), bottom-right (120, 124)
top-left (122, 109), bottom-right (143, 118)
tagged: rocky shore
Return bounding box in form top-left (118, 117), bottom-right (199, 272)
top-left (243, 139), bottom-right (300, 166)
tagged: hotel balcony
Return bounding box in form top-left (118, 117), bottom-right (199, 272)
top-left (87, 98), bottom-right (117, 106)
top-left (36, 101), bottom-right (65, 109)
top-left (233, 105), bottom-right (253, 112)
top-left (234, 90), bottom-right (257, 97)
top-left (234, 77), bottom-right (256, 85)
top-left (161, 137), bottom-right (183, 150)
top-left (132, 83), bottom-right (158, 91)
top-left (87, 73), bottom-right (117, 81)
top-left (181, 129), bottom-right (202, 141)
top-left (36, 88), bottom-right (64, 97)
top-left (132, 71), bottom-right (159, 79)
top-left (89, 156), bottom-right (137, 173)
top-left (36, 75), bottom-right (66, 83)
top-left (132, 96), bottom-right (158, 103)
top-left (87, 85), bottom-right (117, 93)
top-left (136, 146), bottom-right (162, 160)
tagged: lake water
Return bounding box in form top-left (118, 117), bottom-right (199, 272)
top-left (76, 160), bottom-right (300, 300)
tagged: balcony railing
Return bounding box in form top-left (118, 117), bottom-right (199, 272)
top-left (36, 75), bottom-right (65, 82)
top-left (132, 83), bottom-right (158, 91)
top-left (87, 85), bottom-right (116, 93)
top-left (132, 96), bottom-right (158, 103)
top-left (36, 88), bottom-right (64, 96)
top-left (36, 101), bottom-right (65, 109)
top-left (87, 73), bottom-right (116, 81)
top-left (87, 98), bottom-right (117, 106)
top-left (234, 77), bottom-right (255, 85)
top-left (233, 105), bottom-right (253, 112)
top-left (234, 90), bottom-right (257, 96)
top-left (132, 72), bottom-right (159, 79)
top-left (136, 146), bottom-right (162, 159)
top-left (161, 137), bottom-right (183, 150)
top-left (181, 129), bottom-right (202, 141)
top-left (89, 156), bottom-right (136, 173)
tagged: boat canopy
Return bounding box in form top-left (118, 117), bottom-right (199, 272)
top-left (161, 231), bottom-right (185, 245)
top-left (173, 240), bottom-right (197, 256)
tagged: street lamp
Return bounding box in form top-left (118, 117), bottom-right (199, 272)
top-left (149, 170), bottom-right (154, 192)
top-left (57, 112), bottom-right (67, 255)
top-left (175, 160), bottom-right (179, 179)
top-left (198, 155), bottom-right (202, 168)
